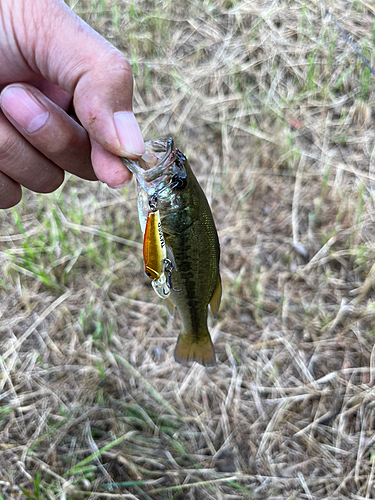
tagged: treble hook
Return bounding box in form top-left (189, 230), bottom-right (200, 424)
top-left (164, 259), bottom-right (182, 293)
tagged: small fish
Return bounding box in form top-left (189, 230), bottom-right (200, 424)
top-left (122, 138), bottom-right (221, 367)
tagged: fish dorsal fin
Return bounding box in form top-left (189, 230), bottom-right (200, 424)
top-left (165, 298), bottom-right (175, 318)
top-left (209, 275), bottom-right (222, 317)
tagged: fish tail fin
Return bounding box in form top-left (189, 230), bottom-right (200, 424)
top-left (174, 329), bottom-right (216, 367)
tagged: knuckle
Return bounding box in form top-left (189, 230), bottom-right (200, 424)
top-left (98, 48), bottom-right (133, 80)
top-left (75, 53), bottom-right (133, 101)
top-left (111, 55), bottom-right (133, 79)
top-left (0, 131), bottom-right (20, 163)
top-left (106, 57), bottom-right (133, 86)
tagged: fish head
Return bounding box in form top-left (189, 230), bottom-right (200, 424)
top-left (121, 138), bottom-right (189, 232)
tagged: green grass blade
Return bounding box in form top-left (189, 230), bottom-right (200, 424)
top-left (64, 431), bottom-right (135, 476)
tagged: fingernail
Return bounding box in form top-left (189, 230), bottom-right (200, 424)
top-left (113, 111), bottom-right (145, 156)
top-left (1, 86), bottom-right (49, 133)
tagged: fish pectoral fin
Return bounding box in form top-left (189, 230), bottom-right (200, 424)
top-left (165, 298), bottom-right (175, 318)
top-left (209, 275), bottom-right (222, 317)
top-left (174, 330), bottom-right (216, 367)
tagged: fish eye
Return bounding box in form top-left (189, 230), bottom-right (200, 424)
top-left (172, 174), bottom-right (187, 190)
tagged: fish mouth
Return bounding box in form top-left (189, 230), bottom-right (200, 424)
top-left (121, 138), bottom-right (176, 185)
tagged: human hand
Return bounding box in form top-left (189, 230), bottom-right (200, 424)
top-left (0, 0), bottom-right (144, 209)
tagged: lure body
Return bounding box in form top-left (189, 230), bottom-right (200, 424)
top-left (143, 209), bottom-right (166, 280)
top-left (122, 138), bottom-right (221, 367)
top-left (143, 209), bottom-right (171, 299)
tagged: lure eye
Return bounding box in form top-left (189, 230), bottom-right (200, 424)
top-left (145, 266), bottom-right (159, 280)
top-left (172, 174), bottom-right (187, 190)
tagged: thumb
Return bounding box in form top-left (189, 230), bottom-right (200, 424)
top-left (73, 50), bottom-right (145, 160)
top-left (17, 0), bottom-right (144, 160)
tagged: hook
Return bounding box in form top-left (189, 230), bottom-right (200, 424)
top-left (164, 259), bottom-right (182, 293)
top-left (148, 193), bottom-right (158, 212)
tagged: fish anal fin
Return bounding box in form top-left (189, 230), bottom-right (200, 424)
top-left (174, 331), bottom-right (216, 367)
top-left (209, 275), bottom-right (222, 317)
top-left (165, 298), bottom-right (175, 318)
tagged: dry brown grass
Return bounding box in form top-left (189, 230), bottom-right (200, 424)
top-left (1, 0), bottom-right (375, 498)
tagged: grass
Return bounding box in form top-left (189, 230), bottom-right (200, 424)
top-left (1, 0), bottom-right (375, 498)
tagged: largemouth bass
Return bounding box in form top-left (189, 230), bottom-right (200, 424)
top-left (122, 138), bottom-right (221, 367)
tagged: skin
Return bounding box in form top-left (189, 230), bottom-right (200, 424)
top-left (0, 0), bottom-right (145, 209)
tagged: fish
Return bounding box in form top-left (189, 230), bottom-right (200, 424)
top-left (122, 138), bottom-right (221, 367)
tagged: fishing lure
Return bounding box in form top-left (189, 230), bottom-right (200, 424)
top-left (143, 208), bottom-right (166, 281)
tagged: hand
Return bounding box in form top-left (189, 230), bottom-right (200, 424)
top-left (0, 0), bottom-right (144, 209)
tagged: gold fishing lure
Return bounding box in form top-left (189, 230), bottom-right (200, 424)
top-left (143, 209), bottom-right (171, 300)
top-left (143, 209), bottom-right (166, 280)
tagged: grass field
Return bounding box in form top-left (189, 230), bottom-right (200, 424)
top-left (1, 0), bottom-right (375, 498)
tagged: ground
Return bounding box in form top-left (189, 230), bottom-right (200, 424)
top-left (1, 0), bottom-right (375, 498)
